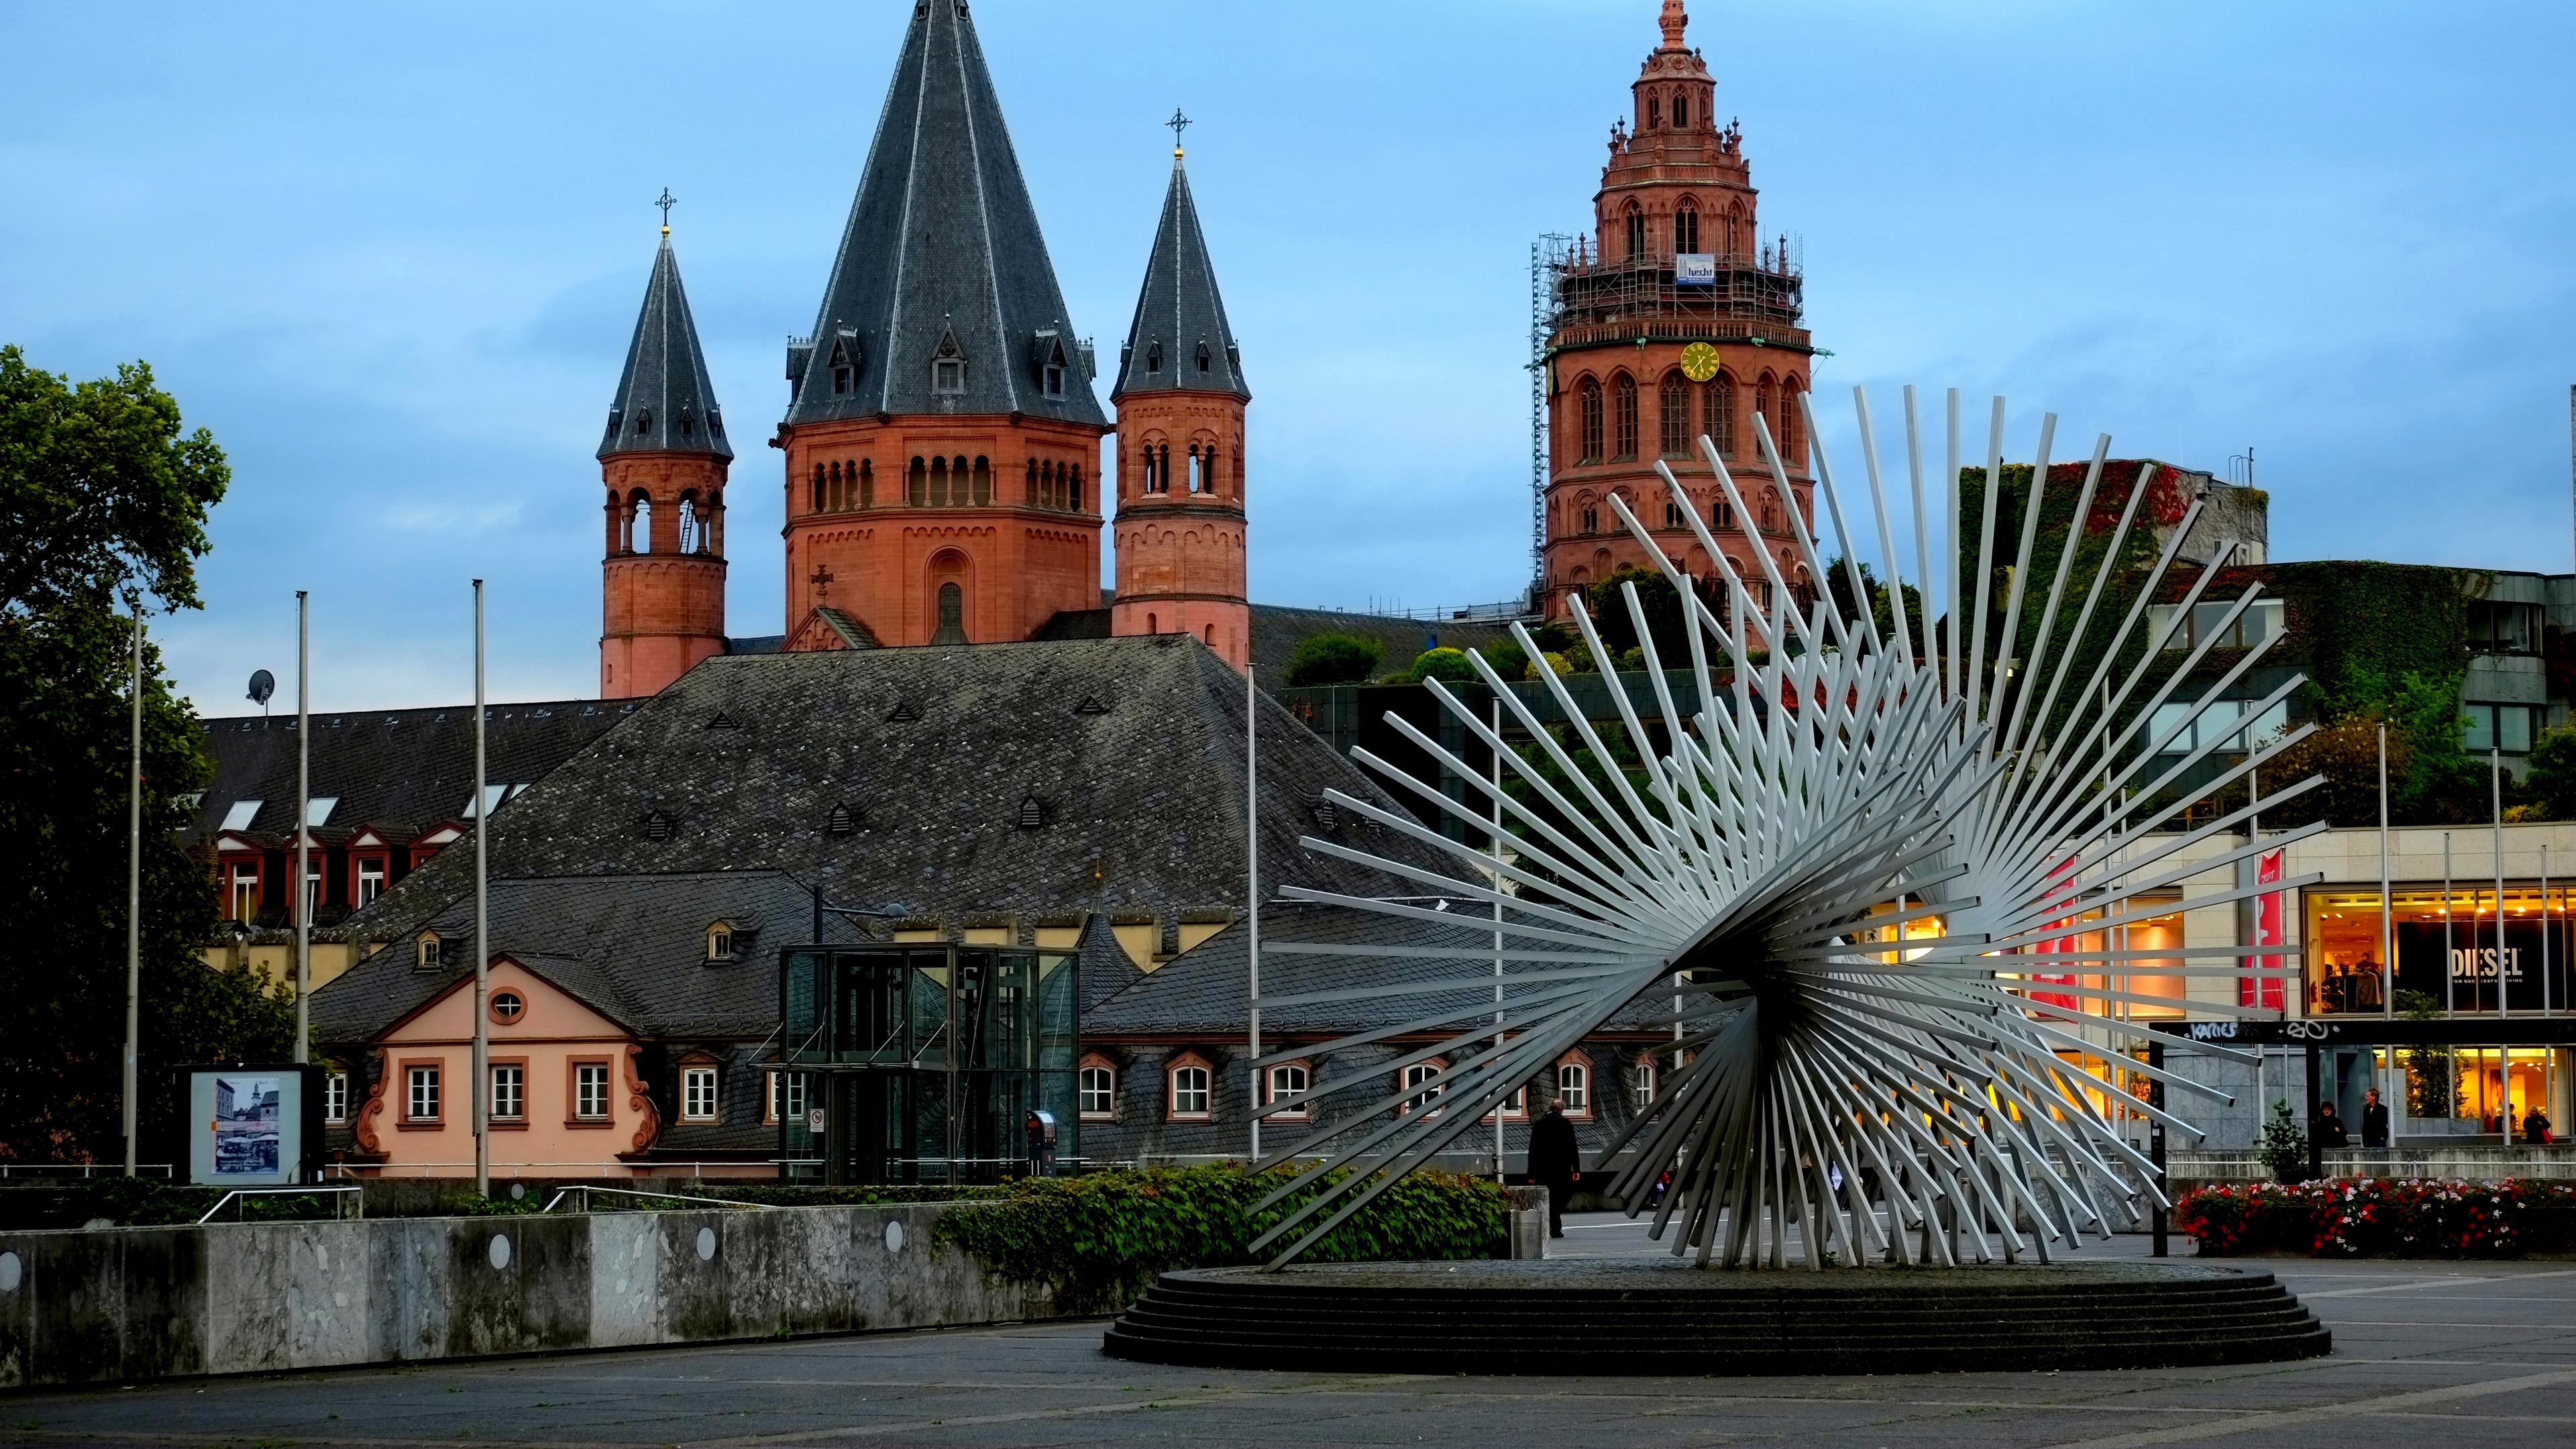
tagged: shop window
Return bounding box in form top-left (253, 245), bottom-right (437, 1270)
top-left (682, 1066), bottom-right (718, 1122)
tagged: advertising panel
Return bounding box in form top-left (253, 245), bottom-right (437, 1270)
top-left (1673, 252), bottom-right (1717, 286)
top-left (184, 1064), bottom-right (322, 1186)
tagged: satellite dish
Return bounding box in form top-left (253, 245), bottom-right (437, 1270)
top-left (247, 669), bottom-right (275, 709)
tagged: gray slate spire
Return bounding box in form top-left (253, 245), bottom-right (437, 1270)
top-left (786, 2), bottom-right (1104, 427)
top-left (1112, 155), bottom-right (1248, 402)
top-left (598, 237), bottom-right (733, 462)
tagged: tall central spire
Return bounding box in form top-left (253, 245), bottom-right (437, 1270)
top-left (786, 0), bottom-right (1102, 427)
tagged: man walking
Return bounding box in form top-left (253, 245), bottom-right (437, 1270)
top-left (2361, 1087), bottom-right (2390, 1149)
top-left (1528, 1097), bottom-right (1580, 1240)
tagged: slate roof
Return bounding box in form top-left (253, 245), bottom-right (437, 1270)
top-left (598, 237), bottom-right (733, 462)
top-left (785, 1), bottom-right (1104, 429)
top-left (325, 637), bottom-right (1458, 946)
top-left (307, 870), bottom-right (861, 1045)
top-left (1110, 155), bottom-right (1246, 403)
top-left (186, 699), bottom-right (634, 849)
top-left (1083, 903), bottom-right (1670, 1037)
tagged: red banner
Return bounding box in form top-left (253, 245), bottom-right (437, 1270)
top-left (2031, 857), bottom-right (2081, 1011)
top-left (2240, 847), bottom-right (2286, 1010)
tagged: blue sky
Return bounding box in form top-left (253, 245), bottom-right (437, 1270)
top-left (5, 1), bottom-right (2572, 714)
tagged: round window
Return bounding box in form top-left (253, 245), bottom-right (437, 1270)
top-left (490, 991), bottom-right (525, 1022)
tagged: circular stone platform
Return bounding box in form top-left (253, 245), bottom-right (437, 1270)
top-left (1102, 1258), bottom-right (2330, 1375)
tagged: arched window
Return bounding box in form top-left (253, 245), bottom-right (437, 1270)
top-left (1400, 1060), bottom-right (1445, 1117)
top-left (858, 459), bottom-right (873, 508)
top-left (630, 494), bottom-right (652, 554)
top-left (1673, 205), bottom-right (1699, 256)
top-left (1623, 203), bottom-right (1646, 261)
top-left (1612, 373), bottom-right (1639, 461)
top-left (810, 464), bottom-right (825, 514)
top-left (1578, 492), bottom-right (1599, 534)
top-left (1187, 445), bottom-right (1204, 493)
top-left (1726, 202), bottom-right (1746, 258)
top-left (1167, 1057), bottom-right (1212, 1120)
top-left (1025, 458), bottom-right (1039, 506)
top-left (1577, 377), bottom-right (1603, 463)
top-left (1646, 92), bottom-right (1662, 128)
top-left (1068, 464), bottom-right (1083, 513)
top-left (929, 457), bottom-right (950, 507)
top-left (1663, 499), bottom-right (1684, 530)
top-left (1711, 493), bottom-right (1733, 533)
top-left (1658, 371), bottom-right (1688, 458)
top-left (1761, 489), bottom-right (1782, 533)
top-left (1146, 612), bottom-right (1158, 633)
top-left (1078, 1056), bottom-right (1116, 1120)
top-left (1556, 1055), bottom-right (1591, 1116)
top-left (1263, 1060), bottom-right (1311, 1121)
top-left (415, 931), bottom-right (440, 969)
top-left (1780, 377), bottom-right (1803, 461)
top-left (706, 922), bottom-right (735, 961)
top-left (908, 456), bottom-right (927, 507)
top-left (1708, 374), bottom-right (1736, 458)
top-left (971, 455), bottom-right (991, 506)
top-left (1673, 93), bottom-right (1690, 129)
top-left (677, 494), bottom-right (700, 553)
top-left (936, 581), bottom-right (964, 639)
top-left (1754, 374), bottom-right (1776, 451)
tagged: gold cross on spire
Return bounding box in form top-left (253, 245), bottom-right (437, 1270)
top-left (1165, 107), bottom-right (1191, 158)
top-left (655, 187), bottom-right (678, 236)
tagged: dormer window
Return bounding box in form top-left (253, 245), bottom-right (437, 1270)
top-left (415, 932), bottom-right (441, 969)
top-left (633, 408), bottom-right (652, 435)
top-left (828, 340), bottom-right (853, 396)
top-left (932, 359), bottom-right (965, 394)
top-left (1145, 340), bottom-right (1163, 374)
top-left (678, 407), bottom-right (695, 437)
top-left (1195, 341), bottom-right (1212, 372)
top-left (1043, 363), bottom-right (1065, 396)
top-left (707, 924), bottom-right (735, 962)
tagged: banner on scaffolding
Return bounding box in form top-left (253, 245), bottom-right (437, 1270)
top-left (1673, 252), bottom-right (1717, 286)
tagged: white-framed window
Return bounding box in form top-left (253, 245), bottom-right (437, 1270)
top-left (1265, 1061), bottom-right (1311, 1120)
top-left (356, 857), bottom-right (386, 906)
top-left (1488, 1083), bottom-right (1527, 1123)
top-left (1631, 1057), bottom-right (1658, 1108)
top-left (416, 932), bottom-right (441, 969)
top-left (771, 1071), bottom-right (809, 1125)
top-left (1079, 1063), bottom-right (1116, 1120)
top-left (575, 1063), bottom-right (610, 1119)
top-left (1557, 1059), bottom-right (1590, 1115)
top-left (706, 924), bottom-right (734, 962)
top-left (1401, 1061), bottom-right (1444, 1117)
top-left (489, 990), bottom-right (523, 1022)
top-left (299, 856), bottom-right (321, 922)
top-left (323, 1071), bottom-right (348, 1123)
top-left (1168, 1062), bottom-right (1212, 1119)
top-left (683, 1066), bottom-right (719, 1122)
top-left (490, 1064), bottom-right (524, 1121)
top-left (228, 862), bottom-right (260, 922)
top-left (406, 1065), bottom-right (440, 1122)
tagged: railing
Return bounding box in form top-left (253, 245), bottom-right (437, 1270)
top-left (193, 1184), bottom-right (364, 1225)
top-left (541, 1185), bottom-right (773, 1214)
top-left (0, 1163), bottom-right (174, 1179)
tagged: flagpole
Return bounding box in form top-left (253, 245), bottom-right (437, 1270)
top-left (1246, 633), bottom-right (1260, 1164)
top-left (2495, 747), bottom-right (2508, 1021)
top-left (294, 590), bottom-right (311, 1067)
top-left (125, 607), bottom-right (144, 1177)
top-left (2379, 724), bottom-right (2392, 1021)
top-left (473, 580), bottom-right (490, 1197)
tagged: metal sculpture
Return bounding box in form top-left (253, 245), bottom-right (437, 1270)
top-left (1248, 388), bottom-right (2314, 1269)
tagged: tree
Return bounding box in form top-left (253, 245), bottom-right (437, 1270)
top-left (1404, 647), bottom-right (1478, 684)
top-left (0, 346), bottom-right (293, 1166)
top-left (2521, 724), bottom-right (2576, 822)
top-left (1282, 633), bottom-right (1381, 687)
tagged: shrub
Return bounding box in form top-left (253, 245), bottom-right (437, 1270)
top-left (930, 1165), bottom-right (1511, 1312)
top-left (2258, 1099), bottom-right (2309, 1183)
top-left (1283, 633), bottom-right (1381, 686)
top-left (1405, 647), bottom-right (1479, 684)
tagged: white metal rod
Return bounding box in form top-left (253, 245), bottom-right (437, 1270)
top-left (294, 590), bottom-right (310, 1066)
top-left (473, 579), bottom-right (489, 1197)
top-left (125, 608), bottom-right (143, 1177)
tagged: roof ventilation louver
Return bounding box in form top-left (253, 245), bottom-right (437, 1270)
top-left (1074, 696), bottom-right (1110, 715)
top-left (706, 712), bottom-right (742, 730)
top-left (1311, 796), bottom-right (1339, 833)
top-left (1017, 795), bottom-right (1045, 829)
top-left (643, 810), bottom-right (676, 842)
top-left (886, 700), bottom-right (921, 722)
top-left (826, 804), bottom-right (858, 835)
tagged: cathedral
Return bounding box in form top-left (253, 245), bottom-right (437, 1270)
top-left (596, 0), bottom-right (1253, 698)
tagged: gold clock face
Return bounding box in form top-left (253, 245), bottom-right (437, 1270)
top-left (1679, 342), bottom-right (1721, 383)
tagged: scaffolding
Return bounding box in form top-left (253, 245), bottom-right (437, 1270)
top-left (1529, 233), bottom-right (1576, 596)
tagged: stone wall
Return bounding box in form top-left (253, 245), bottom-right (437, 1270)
top-left (0, 1201), bottom-right (1058, 1389)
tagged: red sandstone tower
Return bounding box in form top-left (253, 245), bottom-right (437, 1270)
top-left (775, 3), bottom-right (1110, 652)
top-left (600, 227), bottom-right (732, 698)
top-left (1110, 140), bottom-right (1250, 669)
top-left (1541, 0), bottom-right (1815, 625)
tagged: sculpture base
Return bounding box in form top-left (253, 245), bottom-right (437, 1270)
top-left (1102, 1258), bottom-right (2329, 1375)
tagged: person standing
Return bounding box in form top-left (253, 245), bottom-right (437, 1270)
top-left (2360, 1087), bottom-right (2390, 1149)
top-left (2315, 1100), bottom-right (2350, 1150)
top-left (1528, 1097), bottom-right (1580, 1239)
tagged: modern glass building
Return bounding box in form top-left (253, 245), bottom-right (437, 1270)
top-left (778, 945), bottom-right (1079, 1183)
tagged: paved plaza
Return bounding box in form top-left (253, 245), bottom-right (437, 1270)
top-left (8, 1214), bottom-right (2576, 1448)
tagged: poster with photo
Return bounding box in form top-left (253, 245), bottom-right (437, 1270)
top-left (213, 1075), bottom-right (282, 1176)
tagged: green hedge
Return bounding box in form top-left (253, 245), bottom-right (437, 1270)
top-left (2175, 1178), bottom-right (2576, 1258)
top-left (931, 1165), bottom-right (1511, 1313)
top-left (0, 1179), bottom-right (346, 1229)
